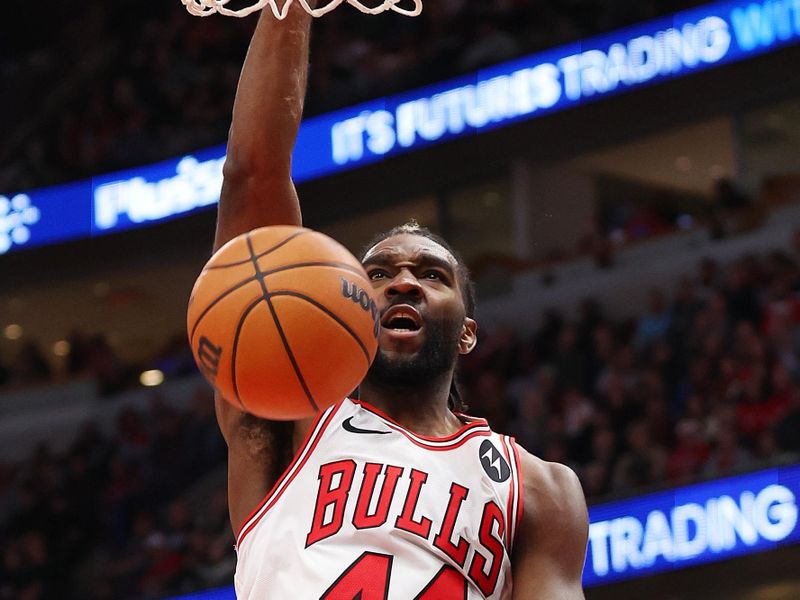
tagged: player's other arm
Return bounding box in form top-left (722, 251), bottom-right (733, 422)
top-left (213, 4), bottom-right (314, 535)
top-left (512, 448), bottom-right (589, 599)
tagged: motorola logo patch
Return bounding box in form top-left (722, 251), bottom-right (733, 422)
top-left (479, 440), bottom-right (510, 483)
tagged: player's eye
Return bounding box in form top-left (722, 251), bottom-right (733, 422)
top-left (368, 270), bottom-right (388, 281)
top-left (422, 270), bottom-right (445, 281)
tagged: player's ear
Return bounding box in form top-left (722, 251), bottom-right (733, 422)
top-left (459, 318), bottom-right (477, 355)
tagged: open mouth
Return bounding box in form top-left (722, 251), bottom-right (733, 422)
top-left (381, 305), bottom-right (423, 332)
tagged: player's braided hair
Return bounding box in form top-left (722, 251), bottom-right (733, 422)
top-left (359, 222), bottom-right (476, 414)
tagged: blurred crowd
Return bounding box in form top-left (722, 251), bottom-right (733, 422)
top-left (0, 388), bottom-right (230, 600)
top-left (2, 237), bottom-right (800, 598)
top-left (0, 332), bottom-right (197, 397)
top-left (463, 244), bottom-right (800, 498)
top-left (1, 0), bottom-right (708, 194)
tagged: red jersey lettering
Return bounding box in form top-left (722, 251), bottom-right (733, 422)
top-left (395, 468), bottom-right (433, 539)
top-left (468, 501), bottom-right (506, 596)
top-left (306, 459), bottom-right (356, 547)
top-left (353, 463), bottom-right (404, 530)
top-left (432, 482), bottom-right (470, 566)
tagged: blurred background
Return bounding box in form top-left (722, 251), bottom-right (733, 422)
top-left (1, 0), bottom-right (800, 598)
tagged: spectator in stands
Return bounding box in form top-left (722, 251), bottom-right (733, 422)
top-left (666, 419), bottom-right (710, 484)
top-left (636, 289), bottom-right (672, 351)
top-left (458, 17), bottom-right (520, 70)
top-left (642, 391), bottom-right (673, 449)
top-left (704, 427), bottom-right (753, 478)
top-left (554, 326), bottom-right (585, 389)
top-left (669, 277), bottom-right (703, 347)
top-left (774, 387), bottom-right (800, 457)
top-left (507, 388), bottom-right (549, 456)
top-left (86, 334), bottom-right (132, 396)
top-left (562, 388), bottom-right (595, 442)
top-left (725, 259), bottom-right (761, 324)
top-left (581, 424), bottom-right (618, 497)
top-left (624, 204), bottom-right (670, 241)
top-left (8, 342), bottom-right (51, 387)
top-left (612, 418), bottom-right (667, 491)
top-left (791, 227), bottom-right (800, 260)
top-left (707, 177), bottom-right (754, 239)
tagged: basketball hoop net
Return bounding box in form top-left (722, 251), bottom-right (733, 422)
top-left (181, 0), bottom-right (422, 18)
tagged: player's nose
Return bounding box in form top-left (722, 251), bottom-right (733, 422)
top-left (386, 270), bottom-right (422, 299)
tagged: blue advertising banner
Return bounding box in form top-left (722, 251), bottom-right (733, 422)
top-left (3, 0), bottom-right (799, 255)
top-left (584, 463), bottom-right (800, 586)
top-left (90, 146), bottom-right (227, 236)
top-left (165, 464), bottom-right (800, 599)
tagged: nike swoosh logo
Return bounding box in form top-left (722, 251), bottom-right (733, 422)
top-left (342, 417), bottom-right (391, 435)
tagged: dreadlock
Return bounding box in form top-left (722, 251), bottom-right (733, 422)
top-left (359, 222), bottom-right (476, 414)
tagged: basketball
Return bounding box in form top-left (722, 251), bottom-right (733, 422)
top-left (187, 226), bottom-right (379, 420)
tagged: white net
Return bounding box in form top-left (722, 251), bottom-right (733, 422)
top-left (181, 0), bottom-right (422, 18)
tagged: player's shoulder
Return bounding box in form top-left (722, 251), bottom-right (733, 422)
top-left (513, 443), bottom-right (587, 531)
top-left (509, 449), bottom-right (588, 595)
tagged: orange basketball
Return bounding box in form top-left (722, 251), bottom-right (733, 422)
top-left (187, 226), bottom-right (379, 420)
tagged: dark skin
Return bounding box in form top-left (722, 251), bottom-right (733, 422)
top-left (214, 4), bottom-right (588, 598)
top-left (359, 235), bottom-right (477, 437)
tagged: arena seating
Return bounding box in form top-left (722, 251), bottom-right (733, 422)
top-left (1, 219), bottom-right (799, 598)
top-left (1, 1), bottom-right (798, 596)
top-left (0, 0), bottom-right (711, 194)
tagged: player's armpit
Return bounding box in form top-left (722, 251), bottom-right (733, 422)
top-left (511, 449), bottom-right (589, 599)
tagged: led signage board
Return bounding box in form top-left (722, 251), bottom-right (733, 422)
top-left (584, 463), bottom-right (800, 586)
top-left (3, 0), bottom-right (799, 254)
top-left (164, 464), bottom-right (800, 599)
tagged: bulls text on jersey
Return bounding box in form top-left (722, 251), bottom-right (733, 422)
top-left (306, 461), bottom-right (506, 596)
top-left (234, 399), bottom-right (524, 600)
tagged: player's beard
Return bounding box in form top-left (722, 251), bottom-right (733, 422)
top-left (366, 311), bottom-right (462, 388)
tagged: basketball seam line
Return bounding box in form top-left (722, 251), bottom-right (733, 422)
top-left (264, 261), bottom-right (366, 278)
top-left (230, 297), bottom-right (264, 413)
top-left (246, 233), bottom-right (320, 414)
top-left (189, 263), bottom-right (364, 344)
top-left (189, 275), bottom-right (259, 344)
top-left (206, 230), bottom-right (308, 270)
top-left (268, 291), bottom-right (372, 364)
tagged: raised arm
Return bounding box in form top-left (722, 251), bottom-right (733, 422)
top-left (512, 449), bottom-right (589, 599)
top-left (212, 4), bottom-right (315, 535)
top-left (214, 3), bottom-right (312, 251)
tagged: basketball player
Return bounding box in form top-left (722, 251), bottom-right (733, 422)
top-left (213, 4), bottom-right (588, 598)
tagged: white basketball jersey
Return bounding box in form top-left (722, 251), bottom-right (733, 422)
top-left (234, 398), bottom-right (523, 599)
